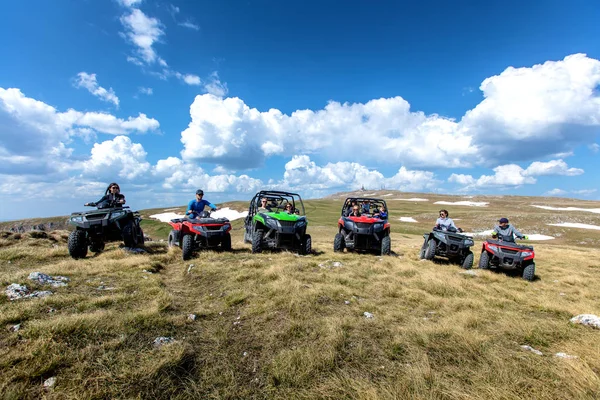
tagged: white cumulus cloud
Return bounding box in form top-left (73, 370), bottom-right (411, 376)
top-left (74, 72), bottom-right (119, 107)
top-left (523, 159), bottom-right (584, 177)
top-left (545, 188), bottom-right (568, 196)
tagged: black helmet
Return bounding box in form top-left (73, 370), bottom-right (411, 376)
top-left (196, 189), bottom-right (204, 196)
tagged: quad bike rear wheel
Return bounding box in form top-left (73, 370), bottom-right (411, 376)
top-left (478, 251), bottom-right (490, 269)
top-left (182, 234), bottom-right (194, 260)
top-left (381, 235), bottom-right (391, 256)
top-left (222, 233), bottom-right (232, 251)
top-left (522, 262), bottom-right (535, 281)
top-left (462, 251), bottom-right (474, 270)
top-left (168, 229), bottom-right (177, 247)
top-left (333, 233), bottom-right (345, 252)
top-left (424, 239), bottom-right (436, 260)
top-left (68, 230), bottom-right (88, 259)
top-left (251, 230), bottom-right (263, 254)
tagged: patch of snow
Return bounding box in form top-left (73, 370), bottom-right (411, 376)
top-left (28, 272), bottom-right (70, 288)
top-left (463, 229), bottom-right (495, 237)
top-left (434, 201), bottom-right (489, 207)
top-left (548, 222), bottom-right (600, 231)
top-left (211, 207), bottom-right (248, 221)
top-left (570, 314), bottom-right (600, 329)
top-left (382, 193), bottom-right (393, 196)
top-left (526, 234), bottom-right (555, 240)
top-left (149, 207), bottom-right (248, 222)
top-left (149, 212), bottom-right (183, 222)
top-left (399, 217), bottom-right (418, 223)
top-left (521, 345), bottom-right (543, 356)
top-left (555, 352), bottom-right (578, 359)
top-left (531, 205), bottom-right (600, 214)
top-left (394, 198), bottom-right (429, 202)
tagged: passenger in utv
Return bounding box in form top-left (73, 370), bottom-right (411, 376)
top-left (344, 200), bottom-right (357, 216)
top-left (435, 209), bottom-right (460, 231)
top-left (373, 205), bottom-right (388, 219)
top-left (350, 205), bottom-right (362, 217)
top-left (186, 189), bottom-right (218, 219)
top-left (84, 182), bottom-right (126, 207)
top-left (284, 203), bottom-right (294, 214)
top-left (492, 217), bottom-right (528, 242)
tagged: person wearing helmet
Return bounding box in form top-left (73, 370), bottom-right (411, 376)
top-left (492, 217), bottom-right (528, 242)
top-left (186, 189), bottom-right (218, 219)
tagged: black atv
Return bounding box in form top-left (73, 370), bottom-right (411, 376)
top-left (67, 198), bottom-right (144, 259)
top-left (243, 190), bottom-right (311, 254)
top-left (420, 226), bottom-right (475, 269)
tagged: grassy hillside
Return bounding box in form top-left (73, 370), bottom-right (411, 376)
top-left (1, 191), bottom-right (600, 398)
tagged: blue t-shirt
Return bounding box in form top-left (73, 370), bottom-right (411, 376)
top-left (186, 199), bottom-right (217, 218)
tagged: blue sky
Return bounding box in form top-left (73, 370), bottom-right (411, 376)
top-left (0, 0), bottom-right (599, 220)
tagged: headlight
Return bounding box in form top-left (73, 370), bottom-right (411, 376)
top-left (464, 239), bottom-right (474, 246)
top-left (193, 226), bottom-right (204, 233)
top-left (71, 216), bottom-right (83, 222)
top-left (373, 223), bottom-right (384, 231)
top-left (265, 217), bottom-right (279, 227)
top-left (521, 251), bottom-right (533, 257)
top-left (223, 223), bottom-right (231, 231)
top-left (488, 245), bottom-right (498, 252)
top-left (295, 220), bottom-right (306, 228)
top-left (110, 210), bottom-right (126, 220)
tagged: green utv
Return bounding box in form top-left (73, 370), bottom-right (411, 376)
top-left (244, 190), bottom-right (311, 254)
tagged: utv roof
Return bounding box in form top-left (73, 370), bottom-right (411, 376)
top-left (254, 190), bottom-right (303, 198)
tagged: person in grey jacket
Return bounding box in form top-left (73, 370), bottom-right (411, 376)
top-left (492, 217), bottom-right (528, 242)
top-left (435, 209), bottom-right (459, 231)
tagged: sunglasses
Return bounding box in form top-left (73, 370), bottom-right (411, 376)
top-left (111, 187), bottom-right (119, 190)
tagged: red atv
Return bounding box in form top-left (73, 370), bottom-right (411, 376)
top-left (479, 239), bottom-right (536, 281)
top-left (333, 197), bottom-right (391, 255)
top-left (168, 211), bottom-right (232, 260)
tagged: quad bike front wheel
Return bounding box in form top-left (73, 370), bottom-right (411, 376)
top-left (182, 234), bottom-right (194, 260)
top-left (68, 230), bottom-right (88, 259)
top-left (461, 251), bottom-right (474, 270)
top-left (478, 251), bottom-right (490, 269)
top-left (424, 239), bottom-right (436, 260)
top-left (522, 262), bottom-right (535, 281)
top-left (381, 235), bottom-right (391, 256)
top-left (419, 240), bottom-right (427, 259)
top-left (333, 233), bottom-right (345, 252)
top-left (123, 221), bottom-right (142, 248)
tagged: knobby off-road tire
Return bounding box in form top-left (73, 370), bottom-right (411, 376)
top-left (479, 251), bottom-right (490, 269)
top-left (424, 239), bottom-right (436, 260)
top-left (381, 235), bottom-right (391, 256)
top-left (419, 240), bottom-right (427, 259)
top-left (222, 233), bottom-right (232, 251)
top-left (522, 262), bottom-right (535, 281)
top-left (333, 233), bottom-right (345, 252)
top-left (182, 234), bottom-right (194, 260)
top-left (122, 221), bottom-right (139, 248)
top-left (168, 230), bottom-right (177, 247)
top-left (300, 234), bottom-right (312, 255)
top-left (462, 251), bottom-right (474, 270)
top-left (68, 230), bottom-right (88, 259)
top-left (251, 230), bottom-right (263, 254)
top-left (137, 227), bottom-right (145, 247)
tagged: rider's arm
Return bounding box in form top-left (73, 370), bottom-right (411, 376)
top-left (512, 226), bottom-right (525, 239)
top-left (186, 199), bottom-right (195, 215)
top-left (206, 200), bottom-right (217, 210)
top-left (448, 218), bottom-right (458, 230)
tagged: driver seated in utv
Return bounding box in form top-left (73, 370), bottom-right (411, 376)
top-left (420, 209), bottom-right (475, 269)
top-left (68, 183), bottom-right (144, 258)
top-left (334, 197), bottom-right (391, 255)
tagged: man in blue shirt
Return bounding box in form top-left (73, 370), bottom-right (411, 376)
top-left (186, 189), bottom-right (218, 219)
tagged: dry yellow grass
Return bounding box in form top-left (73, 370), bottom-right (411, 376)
top-left (1, 192), bottom-right (600, 399)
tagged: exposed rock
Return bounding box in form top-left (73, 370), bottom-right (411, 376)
top-left (187, 264), bottom-right (195, 274)
top-left (344, 300), bottom-right (351, 305)
top-left (5, 283), bottom-right (52, 301)
top-left (570, 314), bottom-right (600, 329)
top-left (28, 272), bottom-right (70, 288)
top-left (460, 270), bottom-right (478, 276)
top-left (9, 324), bottom-right (21, 332)
top-left (318, 260), bottom-right (343, 269)
top-left (96, 285), bottom-right (115, 291)
top-left (364, 312), bottom-right (374, 319)
top-left (187, 314), bottom-right (196, 321)
top-left (521, 345), bottom-right (543, 356)
top-left (43, 377), bottom-right (56, 388)
top-left (153, 336), bottom-right (175, 347)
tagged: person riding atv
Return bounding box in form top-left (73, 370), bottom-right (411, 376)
top-left (68, 183), bottom-right (143, 258)
top-left (492, 217), bottom-right (529, 242)
top-left (186, 189), bottom-right (218, 218)
top-left (420, 210), bottom-right (474, 269)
